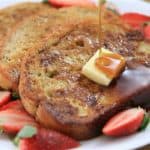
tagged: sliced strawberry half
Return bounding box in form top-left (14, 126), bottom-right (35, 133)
top-left (121, 13), bottom-right (150, 29)
top-left (102, 108), bottom-right (145, 137)
top-left (48, 0), bottom-right (96, 7)
top-left (0, 91), bottom-right (11, 107)
top-left (0, 109), bottom-right (38, 133)
top-left (19, 128), bottom-right (80, 150)
top-left (0, 100), bottom-right (24, 111)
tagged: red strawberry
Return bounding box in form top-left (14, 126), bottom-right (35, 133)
top-left (102, 108), bottom-right (145, 137)
top-left (0, 100), bottom-right (24, 111)
top-left (19, 128), bottom-right (80, 150)
top-left (0, 109), bottom-right (38, 133)
top-left (48, 0), bottom-right (95, 7)
top-left (143, 25), bottom-right (150, 41)
top-left (121, 13), bottom-right (150, 29)
top-left (0, 91), bottom-right (11, 107)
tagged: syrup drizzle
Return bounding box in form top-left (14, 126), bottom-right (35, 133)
top-left (98, 0), bottom-right (103, 49)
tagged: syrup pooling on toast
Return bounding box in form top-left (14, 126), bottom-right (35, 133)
top-left (95, 49), bottom-right (126, 78)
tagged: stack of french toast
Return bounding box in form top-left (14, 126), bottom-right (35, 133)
top-left (0, 2), bottom-right (149, 140)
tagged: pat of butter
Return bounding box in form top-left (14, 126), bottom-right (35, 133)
top-left (82, 48), bottom-right (125, 86)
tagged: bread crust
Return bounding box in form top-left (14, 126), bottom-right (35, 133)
top-left (19, 13), bottom-right (150, 140)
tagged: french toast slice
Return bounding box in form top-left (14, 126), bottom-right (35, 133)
top-left (0, 2), bottom-right (52, 90)
top-left (0, 7), bottom-right (99, 91)
top-left (19, 14), bottom-right (150, 140)
top-left (0, 2), bottom-right (50, 39)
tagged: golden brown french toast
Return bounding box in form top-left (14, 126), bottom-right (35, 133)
top-left (19, 13), bottom-right (150, 140)
top-left (0, 2), bottom-right (50, 39)
top-left (0, 2), bottom-right (52, 90)
top-left (0, 6), bottom-right (100, 91)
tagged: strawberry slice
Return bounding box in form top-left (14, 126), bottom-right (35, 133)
top-left (121, 13), bottom-right (150, 29)
top-left (19, 128), bottom-right (80, 150)
top-left (48, 0), bottom-right (95, 7)
top-left (143, 25), bottom-right (150, 41)
top-left (0, 100), bottom-right (24, 111)
top-left (102, 108), bottom-right (145, 137)
top-left (0, 91), bottom-right (11, 107)
top-left (0, 109), bottom-right (38, 133)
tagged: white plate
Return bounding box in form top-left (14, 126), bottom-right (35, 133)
top-left (0, 0), bottom-right (150, 150)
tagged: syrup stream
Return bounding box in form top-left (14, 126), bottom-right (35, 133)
top-left (98, 0), bottom-right (103, 49)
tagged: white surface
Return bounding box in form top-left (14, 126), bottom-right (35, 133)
top-left (0, 0), bottom-right (150, 150)
top-left (0, 0), bottom-right (150, 15)
top-left (101, 0), bottom-right (150, 15)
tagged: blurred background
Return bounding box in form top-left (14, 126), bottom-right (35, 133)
top-left (0, 0), bottom-right (150, 15)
